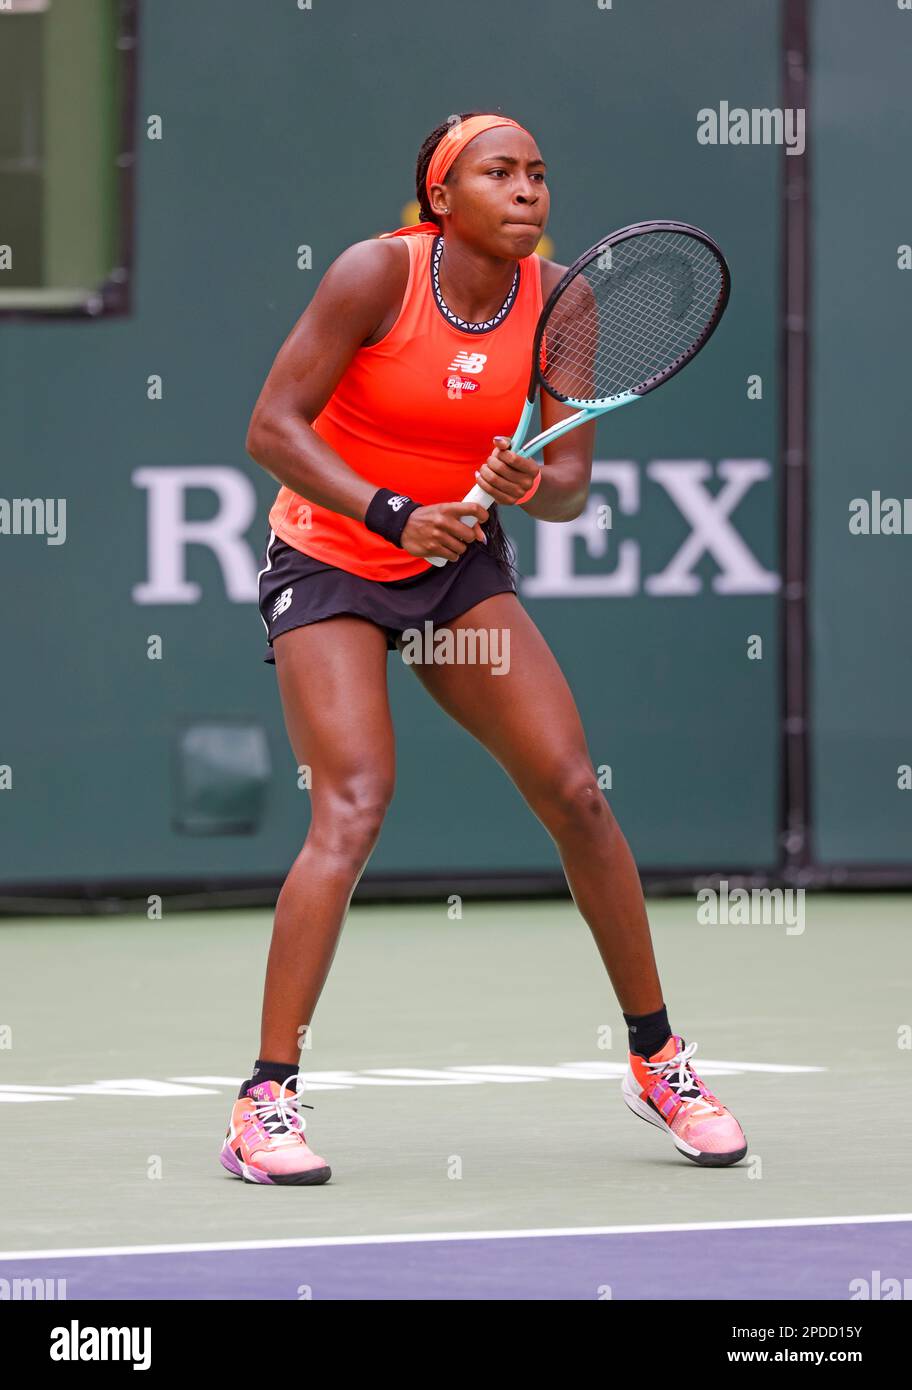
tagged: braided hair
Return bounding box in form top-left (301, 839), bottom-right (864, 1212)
top-left (414, 112), bottom-right (524, 586)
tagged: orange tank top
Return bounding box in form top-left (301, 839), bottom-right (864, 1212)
top-left (267, 233), bottom-right (543, 580)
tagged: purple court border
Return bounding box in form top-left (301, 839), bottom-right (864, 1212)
top-left (1, 1222), bottom-right (910, 1300)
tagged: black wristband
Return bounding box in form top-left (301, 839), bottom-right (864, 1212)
top-left (363, 489), bottom-right (422, 547)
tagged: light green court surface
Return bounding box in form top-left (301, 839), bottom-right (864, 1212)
top-left (0, 894), bottom-right (909, 1254)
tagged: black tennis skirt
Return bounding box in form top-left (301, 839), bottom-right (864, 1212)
top-left (257, 523), bottom-right (517, 664)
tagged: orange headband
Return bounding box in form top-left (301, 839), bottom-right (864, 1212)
top-left (381, 114), bottom-right (531, 239)
top-left (425, 114), bottom-right (527, 198)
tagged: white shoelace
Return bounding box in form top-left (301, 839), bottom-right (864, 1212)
top-left (645, 1040), bottom-right (722, 1116)
top-left (247, 1074), bottom-right (314, 1145)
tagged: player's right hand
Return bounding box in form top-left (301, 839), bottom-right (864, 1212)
top-left (400, 502), bottom-right (489, 562)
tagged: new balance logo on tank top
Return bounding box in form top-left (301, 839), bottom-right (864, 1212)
top-left (268, 233), bottom-right (543, 581)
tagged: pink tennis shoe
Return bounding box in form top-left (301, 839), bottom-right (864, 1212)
top-left (220, 1076), bottom-right (332, 1186)
top-left (622, 1034), bottom-right (747, 1167)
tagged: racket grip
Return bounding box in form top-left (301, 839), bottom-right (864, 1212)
top-left (459, 482), bottom-right (495, 530)
top-left (427, 483), bottom-right (495, 567)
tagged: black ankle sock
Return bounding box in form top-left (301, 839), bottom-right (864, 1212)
top-left (238, 1057), bottom-right (300, 1100)
top-left (623, 1005), bottom-right (672, 1060)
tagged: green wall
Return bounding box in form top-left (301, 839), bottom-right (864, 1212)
top-left (809, 0), bottom-right (912, 865)
top-left (0, 0), bottom-right (783, 891)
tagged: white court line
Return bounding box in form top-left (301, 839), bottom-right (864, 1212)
top-left (1, 1213), bottom-right (910, 1263)
top-left (0, 1060), bottom-right (826, 1102)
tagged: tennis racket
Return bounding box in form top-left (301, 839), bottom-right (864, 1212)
top-left (427, 219), bottom-right (730, 565)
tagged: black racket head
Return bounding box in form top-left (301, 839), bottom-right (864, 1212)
top-left (533, 221), bottom-right (731, 406)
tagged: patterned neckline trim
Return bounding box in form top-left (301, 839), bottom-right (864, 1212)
top-left (429, 234), bottom-right (520, 335)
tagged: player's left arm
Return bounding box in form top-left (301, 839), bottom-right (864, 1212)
top-left (475, 257), bottom-right (594, 523)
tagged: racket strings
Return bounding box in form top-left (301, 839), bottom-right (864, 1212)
top-left (541, 230), bottom-right (726, 403)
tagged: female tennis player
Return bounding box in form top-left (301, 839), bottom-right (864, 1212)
top-left (220, 112), bottom-right (747, 1184)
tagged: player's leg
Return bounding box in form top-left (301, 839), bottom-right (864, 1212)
top-left (264, 616), bottom-right (396, 1061)
top-left (404, 591), bottom-right (662, 1014)
top-left (405, 593), bottom-right (747, 1166)
top-left (221, 615), bottom-right (394, 1185)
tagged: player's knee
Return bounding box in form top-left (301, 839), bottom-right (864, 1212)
top-left (318, 779), bottom-right (393, 862)
top-left (541, 769), bottom-right (611, 834)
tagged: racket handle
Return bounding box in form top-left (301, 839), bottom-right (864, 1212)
top-left (426, 483), bottom-right (495, 567)
top-left (459, 482), bottom-right (495, 529)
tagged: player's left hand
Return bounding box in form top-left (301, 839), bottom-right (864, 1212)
top-left (474, 436), bottom-right (539, 506)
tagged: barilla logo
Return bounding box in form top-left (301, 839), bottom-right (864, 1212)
top-left (443, 375), bottom-right (481, 395)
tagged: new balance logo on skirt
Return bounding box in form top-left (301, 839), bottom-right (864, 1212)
top-left (271, 587), bottom-right (293, 621)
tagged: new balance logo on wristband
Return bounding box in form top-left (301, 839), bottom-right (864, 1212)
top-left (365, 488), bottom-right (419, 547)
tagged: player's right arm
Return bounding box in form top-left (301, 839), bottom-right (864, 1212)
top-left (245, 239), bottom-right (487, 561)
